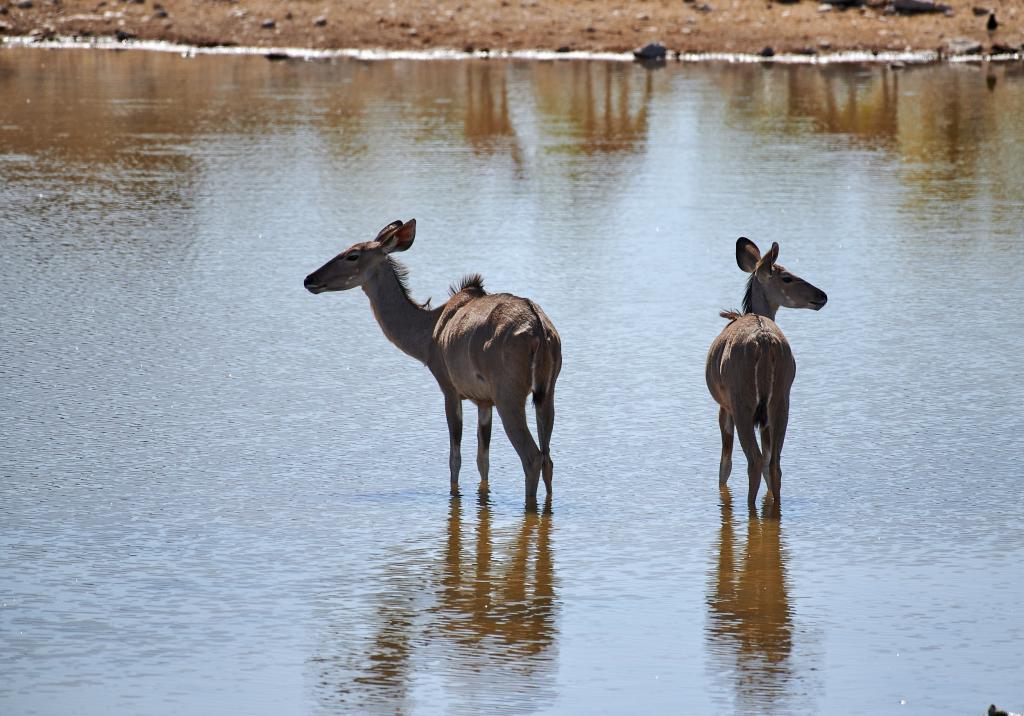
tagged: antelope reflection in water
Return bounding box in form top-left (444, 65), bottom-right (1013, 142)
top-left (435, 498), bottom-right (557, 710)
top-left (314, 499), bottom-right (557, 714)
top-left (706, 488), bottom-right (803, 712)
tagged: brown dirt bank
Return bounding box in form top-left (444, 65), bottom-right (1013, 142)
top-left (1, 0), bottom-right (1023, 57)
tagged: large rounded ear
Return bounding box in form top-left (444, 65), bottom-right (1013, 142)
top-left (378, 218), bottom-right (416, 254)
top-left (374, 220), bottom-right (404, 241)
top-left (756, 241), bottom-right (780, 272)
top-left (736, 237), bottom-right (761, 273)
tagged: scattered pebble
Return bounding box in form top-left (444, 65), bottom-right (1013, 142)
top-left (16, 0), bottom-right (33, 8)
top-left (313, 15), bottom-right (327, 26)
top-left (759, 45), bottom-right (775, 56)
top-left (260, 18), bottom-right (275, 29)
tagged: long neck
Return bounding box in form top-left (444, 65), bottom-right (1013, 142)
top-left (362, 260), bottom-right (442, 365)
top-left (744, 276), bottom-right (778, 321)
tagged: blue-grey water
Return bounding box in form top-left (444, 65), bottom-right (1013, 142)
top-left (1, 48), bottom-right (1023, 715)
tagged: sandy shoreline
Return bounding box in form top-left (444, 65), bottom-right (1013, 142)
top-left (1, 0), bottom-right (1022, 60)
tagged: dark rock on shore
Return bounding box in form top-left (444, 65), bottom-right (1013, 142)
top-left (633, 42), bottom-right (667, 60)
top-left (894, 0), bottom-right (951, 14)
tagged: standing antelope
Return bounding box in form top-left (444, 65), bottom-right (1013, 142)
top-left (706, 237), bottom-right (827, 507)
top-left (304, 219), bottom-right (562, 505)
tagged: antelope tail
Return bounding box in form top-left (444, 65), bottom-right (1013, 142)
top-left (526, 300), bottom-right (551, 406)
top-left (752, 333), bottom-right (777, 428)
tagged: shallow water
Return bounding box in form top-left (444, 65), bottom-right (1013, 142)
top-left (1, 48), bottom-right (1023, 715)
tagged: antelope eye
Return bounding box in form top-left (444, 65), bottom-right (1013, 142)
top-left (345, 253), bottom-right (360, 262)
top-left (781, 276), bottom-right (793, 283)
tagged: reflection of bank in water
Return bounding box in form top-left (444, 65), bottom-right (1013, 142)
top-left (705, 489), bottom-right (817, 713)
top-left (311, 498), bottom-right (558, 715)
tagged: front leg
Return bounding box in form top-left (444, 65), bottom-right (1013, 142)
top-left (477, 403), bottom-right (492, 494)
top-left (444, 392), bottom-right (463, 496)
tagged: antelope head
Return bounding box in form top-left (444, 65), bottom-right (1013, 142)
top-left (736, 237), bottom-right (827, 312)
top-left (304, 219), bottom-right (417, 294)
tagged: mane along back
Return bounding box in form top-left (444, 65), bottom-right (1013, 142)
top-left (717, 273), bottom-right (756, 322)
top-left (389, 257), bottom-right (432, 309)
top-left (741, 273), bottom-right (756, 315)
top-left (448, 273), bottom-right (486, 297)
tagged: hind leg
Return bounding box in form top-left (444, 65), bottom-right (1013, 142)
top-left (496, 398), bottom-right (544, 508)
top-left (760, 425), bottom-right (771, 486)
top-left (535, 393), bottom-right (555, 496)
top-left (733, 412), bottom-right (763, 508)
top-left (766, 398), bottom-right (789, 504)
top-left (718, 406), bottom-right (734, 486)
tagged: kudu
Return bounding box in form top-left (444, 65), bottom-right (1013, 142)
top-left (705, 237), bottom-right (827, 507)
top-left (304, 219), bottom-right (562, 505)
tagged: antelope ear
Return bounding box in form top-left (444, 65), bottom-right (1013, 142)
top-left (756, 241), bottom-right (780, 272)
top-left (736, 237), bottom-right (761, 273)
top-left (374, 220), bottom-right (404, 242)
top-left (378, 219), bottom-right (416, 254)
